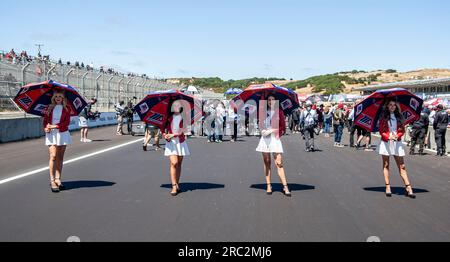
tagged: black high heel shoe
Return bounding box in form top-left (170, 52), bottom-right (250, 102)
top-left (266, 184), bottom-right (273, 195)
top-left (50, 180), bottom-right (60, 193)
top-left (170, 184), bottom-right (179, 196)
top-left (282, 184), bottom-right (292, 197)
top-left (405, 184), bottom-right (416, 199)
top-left (385, 184), bottom-right (392, 197)
top-left (55, 178), bottom-right (65, 191)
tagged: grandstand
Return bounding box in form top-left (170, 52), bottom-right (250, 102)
top-left (0, 50), bottom-right (183, 114)
top-left (355, 77), bottom-right (450, 99)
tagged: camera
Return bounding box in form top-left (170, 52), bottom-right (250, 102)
top-left (88, 111), bottom-right (101, 120)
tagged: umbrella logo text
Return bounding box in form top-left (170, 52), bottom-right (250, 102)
top-left (73, 97), bottom-right (83, 109)
top-left (139, 103), bottom-right (149, 114)
top-left (281, 99), bottom-right (293, 110)
top-left (147, 112), bottom-right (164, 125)
top-left (34, 104), bottom-right (48, 114)
top-left (18, 96), bottom-right (33, 109)
top-left (410, 98), bottom-right (419, 111)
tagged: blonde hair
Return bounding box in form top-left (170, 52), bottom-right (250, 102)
top-left (47, 91), bottom-right (68, 116)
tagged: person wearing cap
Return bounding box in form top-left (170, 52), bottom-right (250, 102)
top-left (433, 104), bottom-right (449, 156)
top-left (333, 103), bottom-right (345, 147)
top-left (300, 101), bottom-right (318, 152)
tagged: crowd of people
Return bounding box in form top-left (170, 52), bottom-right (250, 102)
top-left (1, 48), bottom-right (152, 80)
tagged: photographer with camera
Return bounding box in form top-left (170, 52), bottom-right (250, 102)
top-left (300, 101), bottom-right (319, 152)
top-left (115, 101), bottom-right (126, 136)
top-left (79, 98), bottom-right (97, 143)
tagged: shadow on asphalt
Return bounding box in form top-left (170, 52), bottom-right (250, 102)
top-left (62, 181), bottom-right (116, 191)
top-left (363, 187), bottom-right (430, 195)
top-left (160, 183), bottom-right (225, 192)
top-left (250, 183), bottom-right (316, 192)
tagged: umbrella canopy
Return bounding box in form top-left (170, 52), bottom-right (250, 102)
top-left (306, 94), bottom-right (324, 103)
top-left (231, 83), bottom-right (300, 115)
top-left (297, 94), bottom-right (308, 102)
top-left (354, 88), bottom-right (423, 132)
top-left (424, 97), bottom-right (449, 108)
top-left (13, 80), bottom-right (88, 117)
top-left (134, 90), bottom-right (203, 129)
top-left (186, 85), bottom-right (199, 93)
top-left (225, 88), bottom-right (243, 95)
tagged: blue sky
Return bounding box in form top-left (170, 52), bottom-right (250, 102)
top-left (2, 0), bottom-right (450, 80)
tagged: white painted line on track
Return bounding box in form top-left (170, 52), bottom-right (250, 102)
top-left (0, 138), bottom-right (143, 186)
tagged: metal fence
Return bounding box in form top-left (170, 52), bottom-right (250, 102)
top-left (0, 57), bottom-right (182, 113)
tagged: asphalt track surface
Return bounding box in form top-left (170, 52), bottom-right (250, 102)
top-left (0, 126), bottom-right (449, 242)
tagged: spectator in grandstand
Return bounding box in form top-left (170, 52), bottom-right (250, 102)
top-left (58, 59), bottom-right (62, 65)
top-left (79, 98), bottom-right (97, 143)
top-left (44, 91), bottom-right (72, 193)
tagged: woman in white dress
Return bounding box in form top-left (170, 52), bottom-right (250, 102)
top-left (43, 91), bottom-right (72, 193)
top-left (162, 101), bottom-right (190, 196)
top-left (256, 95), bottom-right (291, 197)
top-left (377, 99), bottom-right (415, 198)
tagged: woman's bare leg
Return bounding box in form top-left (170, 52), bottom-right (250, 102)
top-left (176, 156), bottom-right (183, 188)
top-left (394, 156), bottom-right (414, 194)
top-left (274, 153), bottom-right (290, 194)
top-left (55, 146), bottom-right (66, 186)
top-left (262, 153), bottom-right (272, 192)
top-left (48, 146), bottom-right (57, 187)
top-left (382, 155), bottom-right (391, 194)
top-left (169, 156), bottom-right (179, 194)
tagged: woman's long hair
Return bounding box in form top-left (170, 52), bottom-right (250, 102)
top-left (382, 99), bottom-right (404, 126)
top-left (47, 91), bottom-right (69, 116)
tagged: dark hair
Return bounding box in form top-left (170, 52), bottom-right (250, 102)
top-left (382, 99), bottom-right (404, 125)
top-left (266, 93), bottom-right (277, 109)
top-left (437, 104), bottom-right (444, 110)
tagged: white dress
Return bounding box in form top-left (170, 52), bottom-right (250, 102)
top-left (256, 110), bottom-right (284, 154)
top-left (45, 105), bottom-right (73, 146)
top-left (378, 113), bottom-right (405, 157)
top-left (164, 114), bottom-right (191, 156)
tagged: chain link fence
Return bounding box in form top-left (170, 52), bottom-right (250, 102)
top-left (0, 56), bottom-right (181, 116)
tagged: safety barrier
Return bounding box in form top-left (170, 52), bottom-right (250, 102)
top-left (0, 112), bottom-right (140, 143)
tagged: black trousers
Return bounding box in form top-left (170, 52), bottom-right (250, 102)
top-left (349, 124), bottom-right (356, 146)
top-left (232, 120), bottom-right (238, 140)
top-left (410, 127), bottom-right (427, 153)
top-left (127, 117), bottom-right (133, 134)
top-left (435, 128), bottom-right (447, 154)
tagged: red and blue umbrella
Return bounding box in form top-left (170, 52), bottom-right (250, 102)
top-left (134, 90), bottom-right (203, 129)
top-left (231, 83), bottom-right (300, 115)
top-left (354, 88), bottom-right (423, 132)
top-left (13, 80), bottom-right (88, 117)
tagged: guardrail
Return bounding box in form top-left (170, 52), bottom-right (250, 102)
top-left (0, 112), bottom-right (139, 143)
